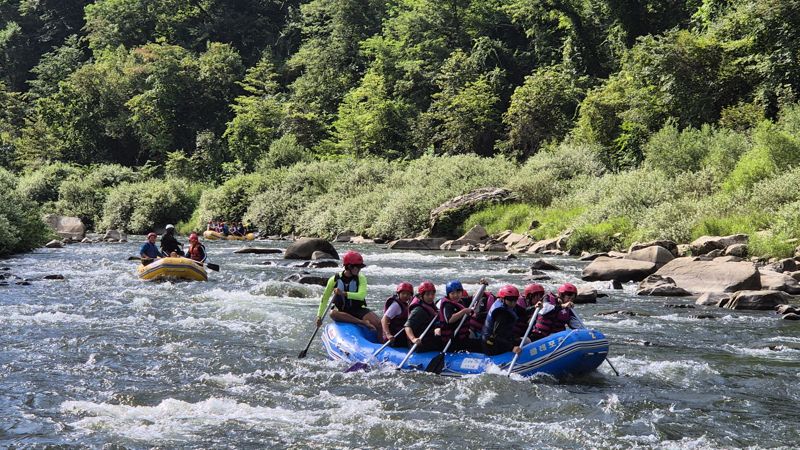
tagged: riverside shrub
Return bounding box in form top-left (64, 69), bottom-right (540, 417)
top-left (99, 179), bottom-right (202, 233)
top-left (54, 164), bottom-right (138, 230)
top-left (16, 162), bottom-right (82, 204)
top-left (0, 168), bottom-right (50, 256)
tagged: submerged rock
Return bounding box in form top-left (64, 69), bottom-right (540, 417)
top-left (283, 273), bottom-right (329, 286)
top-left (530, 259), bottom-right (561, 271)
top-left (284, 238), bottom-right (339, 260)
top-left (233, 248), bottom-right (283, 254)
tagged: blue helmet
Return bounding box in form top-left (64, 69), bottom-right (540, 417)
top-left (445, 280), bottom-right (463, 295)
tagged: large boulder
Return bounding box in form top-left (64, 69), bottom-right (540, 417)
top-left (653, 257), bottom-right (761, 294)
top-left (695, 292), bottom-right (731, 306)
top-left (637, 275), bottom-right (692, 297)
top-left (581, 257), bottom-right (657, 282)
top-left (759, 269), bottom-right (800, 294)
top-left (689, 234), bottom-right (748, 256)
top-left (624, 245), bottom-right (674, 268)
top-left (720, 290), bottom-right (791, 310)
top-left (44, 239), bottom-right (63, 249)
top-left (388, 238), bottom-right (447, 251)
top-left (629, 240), bottom-right (679, 257)
top-left (458, 225), bottom-right (489, 242)
top-left (428, 188), bottom-right (515, 238)
top-left (44, 215), bottom-right (85, 240)
top-left (284, 238), bottom-right (339, 260)
top-left (103, 229), bottom-right (127, 241)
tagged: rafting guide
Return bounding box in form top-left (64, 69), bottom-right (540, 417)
top-left (315, 251), bottom-right (382, 336)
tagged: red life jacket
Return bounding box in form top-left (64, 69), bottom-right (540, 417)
top-left (437, 297), bottom-right (470, 341)
top-left (187, 243), bottom-right (206, 262)
top-left (534, 293), bottom-right (572, 336)
top-left (409, 296), bottom-right (437, 319)
top-left (383, 294), bottom-right (409, 335)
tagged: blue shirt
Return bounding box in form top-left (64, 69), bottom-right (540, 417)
top-left (139, 242), bottom-right (159, 258)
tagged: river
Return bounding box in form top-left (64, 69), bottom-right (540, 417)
top-left (1, 238), bottom-right (798, 448)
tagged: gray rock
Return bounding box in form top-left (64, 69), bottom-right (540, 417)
top-left (579, 252), bottom-right (608, 261)
top-left (43, 215), bottom-right (86, 240)
top-left (458, 225), bottom-right (489, 242)
top-left (721, 290), bottom-right (791, 310)
top-left (690, 314), bottom-right (717, 319)
top-left (486, 254), bottom-right (516, 262)
top-left (508, 268), bottom-right (528, 274)
top-left (714, 256), bottom-right (743, 263)
top-left (103, 229), bottom-right (126, 241)
top-left (45, 240), bottom-right (63, 249)
top-left (308, 260), bottom-right (339, 269)
top-left (311, 251), bottom-right (338, 260)
top-left (523, 274), bottom-right (551, 281)
top-left (441, 239), bottom-right (479, 250)
top-left (696, 292), bottom-right (731, 306)
top-left (283, 273), bottom-right (329, 286)
top-left (581, 257), bottom-right (658, 282)
top-left (768, 258), bottom-right (797, 273)
top-left (759, 269), bottom-right (800, 294)
top-left (334, 231), bottom-right (356, 242)
top-left (42, 274), bottom-right (65, 280)
top-left (637, 274), bottom-right (692, 296)
top-left (782, 313), bottom-right (800, 320)
top-left (624, 245), bottom-right (674, 268)
top-left (776, 304), bottom-right (799, 315)
top-left (653, 257), bottom-right (761, 294)
top-left (690, 234), bottom-right (748, 256)
top-left (388, 238), bottom-right (447, 251)
top-left (575, 288), bottom-right (597, 304)
top-left (349, 236), bottom-right (375, 244)
top-left (480, 242), bottom-right (508, 252)
top-left (629, 240), bottom-right (679, 257)
top-left (284, 238), bottom-right (339, 260)
top-left (724, 244), bottom-right (748, 257)
top-left (530, 259), bottom-right (561, 271)
top-left (233, 248), bottom-right (283, 254)
top-left (80, 237), bottom-right (92, 243)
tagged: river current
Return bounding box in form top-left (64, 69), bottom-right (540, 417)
top-left (1, 238), bottom-right (798, 448)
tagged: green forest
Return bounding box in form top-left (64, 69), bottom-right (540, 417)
top-left (2, 0), bottom-right (800, 258)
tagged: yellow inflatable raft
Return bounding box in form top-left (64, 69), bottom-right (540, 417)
top-left (203, 230), bottom-right (255, 241)
top-left (137, 257), bottom-right (208, 281)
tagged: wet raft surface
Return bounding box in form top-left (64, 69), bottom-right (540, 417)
top-left (1, 239), bottom-right (798, 448)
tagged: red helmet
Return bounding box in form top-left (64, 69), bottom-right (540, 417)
top-left (498, 285), bottom-right (520, 299)
top-left (147, 232), bottom-right (157, 238)
top-left (396, 282), bottom-right (413, 294)
top-left (524, 284), bottom-right (545, 297)
top-left (342, 251), bottom-right (365, 267)
top-left (189, 232), bottom-right (199, 242)
top-left (417, 281), bottom-right (436, 295)
top-left (558, 283), bottom-right (578, 295)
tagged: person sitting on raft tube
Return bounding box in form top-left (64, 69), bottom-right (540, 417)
top-left (530, 282), bottom-right (585, 341)
top-left (437, 280), bottom-right (483, 352)
top-left (382, 282), bottom-right (412, 347)
top-left (140, 232), bottom-right (160, 260)
top-left (316, 251), bottom-right (382, 339)
top-left (186, 232), bottom-right (207, 263)
top-left (483, 285), bottom-right (527, 356)
top-left (231, 222), bottom-right (243, 237)
top-left (404, 281), bottom-right (443, 352)
top-left (160, 224), bottom-right (184, 257)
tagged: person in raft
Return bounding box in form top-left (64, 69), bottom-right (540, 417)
top-left (381, 282), bottom-right (412, 347)
top-left (315, 251), bottom-right (382, 338)
top-left (437, 280), bottom-right (483, 352)
top-left (160, 224), bottom-right (184, 257)
top-left (512, 283), bottom-right (545, 340)
top-left (404, 281), bottom-right (443, 352)
top-left (482, 284), bottom-right (527, 355)
top-left (139, 232), bottom-right (160, 260)
top-left (185, 232), bottom-right (207, 263)
top-left (530, 282), bottom-right (585, 341)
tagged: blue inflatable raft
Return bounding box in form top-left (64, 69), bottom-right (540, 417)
top-left (321, 322), bottom-right (610, 378)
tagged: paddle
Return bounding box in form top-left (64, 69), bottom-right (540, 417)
top-left (571, 310), bottom-right (620, 376)
top-left (505, 306), bottom-right (541, 376)
top-left (396, 314), bottom-right (438, 370)
top-left (127, 256), bottom-right (219, 271)
top-left (345, 328), bottom-right (405, 373)
top-left (425, 284), bottom-right (487, 374)
top-left (298, 301), bottom-right (335, 359)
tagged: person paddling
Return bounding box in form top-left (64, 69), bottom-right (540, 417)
top-left (437, 280), bottom-right (482, 352)
top-left (482, 285), bottom-right (528, 356)
top-left (186, 232), bottom-right (207, 263)
top-left (530, 283), bottom-right (585, 341)
top-left (514, 284), bottom-right (545, 340)
top-left (381, 282), bottom-right (412, 347)
top-left (315, 251), bottom-right (382, 339)
top-left (139, 232), bottom-right (160, 260)
top-left (160, 224), bottom-right (184, 257)
top-left (404, 281), bottom-right (443, 352)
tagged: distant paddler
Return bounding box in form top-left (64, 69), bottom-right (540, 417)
top-left (160, 224), bottom-right (184, 257)
top-left (185, 232), bottom-right (207, 263)
top-left (139, 232), bottom-right (159, 261)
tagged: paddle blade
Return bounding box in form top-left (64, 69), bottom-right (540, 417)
top-left (345, 362), bottom-right (370, 373)
top-left (297, 349), bottom-right (308, 359)
top-left (127, 256), bottom-right (141, 261)
top-left (425, 353), bottom-right (445, 374)
top-left (206, 263), bottom-right (220, 271)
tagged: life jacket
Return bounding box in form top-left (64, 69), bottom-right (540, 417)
top-left (187, 243), bottom-right (206, 262)
top-left (534, 293), bottom-right (572, 336)
top-left (482, 299), bottom-right (519, 340)
top-left (409, 296), bottom-right (437, 319)
top-left (383, 294), bottom-right (409, 335)
top-left (332, 273), bottom-right (361, 310)
top-left (437, 297), bottom-right (470, 341)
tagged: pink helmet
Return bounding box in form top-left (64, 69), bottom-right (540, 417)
top-left (558, 283), bottom-right (578, 295)
top-left (524, 284), bottom-right (545, 297)
top-left (497, 285), bottom-right (520, 299)
top-left (342, 251), bottom-right (365, 267)
top-left (417, 281), bottom-right (436, 295)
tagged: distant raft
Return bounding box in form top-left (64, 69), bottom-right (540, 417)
top-left (137, 257), bottom-right (208, 282)
top-left (322, 322), bottom-right (609, 378)
top-left (202, 230), bottom-right (255, 241)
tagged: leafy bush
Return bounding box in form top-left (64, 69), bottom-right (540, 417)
top-left (566, 217), bottom-right (634, 254)
top-left (98, 179), bottom-right (203, 233)
top-left (0, 168), bottom-right (51, 256)
top-left (255, 134), bottom-right (312, 171)
top-left (16, 162), bottom-right (82, 204)
top-left (196, 172), bottom-right (280, 229)
top-left (464, 203), bottom-right (537, 235)
top-left (54, 164), bottom-right (139, 229)
top-left (724, 122), bottom-right (800, 191)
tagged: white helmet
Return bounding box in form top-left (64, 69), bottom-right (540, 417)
top-left (165, 224), bottom-right (175, 230)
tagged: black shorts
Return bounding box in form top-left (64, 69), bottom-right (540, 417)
top-left (337, 306), bottom-right (372, 320)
